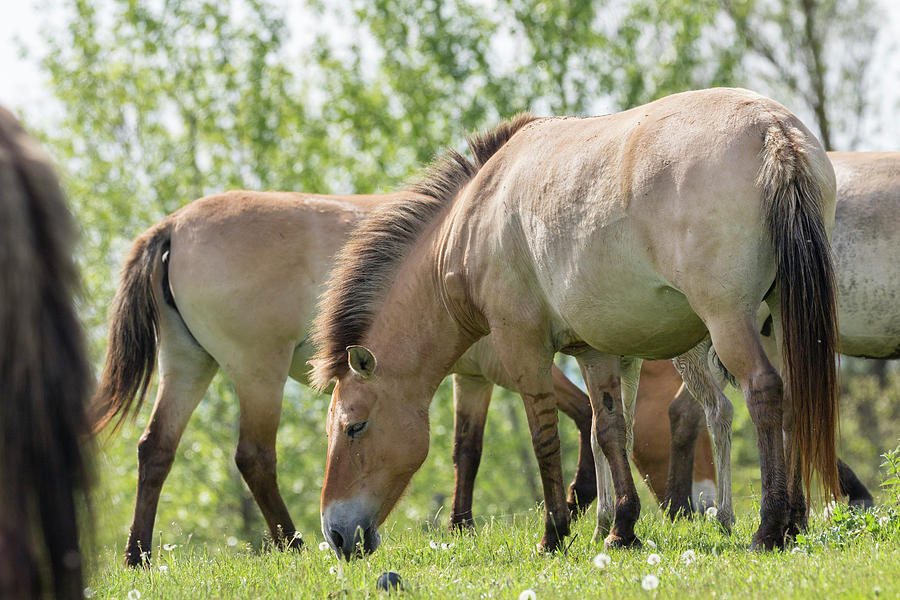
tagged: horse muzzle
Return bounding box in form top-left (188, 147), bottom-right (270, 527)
top-left (322, 499), bottom-right (381, 560)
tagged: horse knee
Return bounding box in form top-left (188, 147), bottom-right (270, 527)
top-left (745, 370), bottom-right (782, 429)
top-left (235, 442), bottom-right (276, 482)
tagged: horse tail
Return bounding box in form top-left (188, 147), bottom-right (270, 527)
top-left (0, 106), bottom-right (91, 599)
top-left (758, 123), bottom-right (840, 499)
top-left (90, 221), bottom-right (170, 435)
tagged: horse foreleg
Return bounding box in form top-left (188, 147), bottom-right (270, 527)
top-left (125, 353), bottom-right (216, 567)
top-left (577, 352), bottom-right (642, 550)
top-left (449, 374), bottom-right (493, 531)
top-left (550, 366), bottom-right (597, 518)
top-left (233, 373), bottom-right (300, 551)
top-left (521, 385), bottom-right (571, 553)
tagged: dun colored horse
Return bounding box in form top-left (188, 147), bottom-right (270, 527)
top-left (0, 107), bottom-right (92, 599)
top-left (313, 88), bottom-right (840, 558)
top-left (91, 191), bottom-right (597, 567)
top-left (663, 151), bottom-right (899, 518)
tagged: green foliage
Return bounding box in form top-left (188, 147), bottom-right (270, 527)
top-left (881, 441), bottom-right (900, 503)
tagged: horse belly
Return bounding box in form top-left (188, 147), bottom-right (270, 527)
top-left (556, 283), bottom-right (708, 359)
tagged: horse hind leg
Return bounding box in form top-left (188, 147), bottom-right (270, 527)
top-left (125, 340), bottom-right (217, 567)
top-left (672, 340), bottom-right (736, 531)
top-left (661, 382), bottom-right (705, 521)
top-left (839, 459), bottom-right (874, 509)
top-left (449, 374), bottom-right (493, 531)
top-left (231, 354), bottom-right (300, 551)
top-left (705, 316), bottom-right (789, 550)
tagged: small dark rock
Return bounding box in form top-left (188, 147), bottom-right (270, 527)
top-left (376, 571), bottom-right (403, 592)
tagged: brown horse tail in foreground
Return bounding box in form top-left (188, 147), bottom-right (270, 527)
top-left (90, 222), bottom-right (170, 434)
top-left (0, 106), bottom-right (92, 599)
top-left (759, 124), bottom-right (840, 499)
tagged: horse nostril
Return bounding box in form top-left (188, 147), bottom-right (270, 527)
top-left (330, 530), bottom-right (344, 552)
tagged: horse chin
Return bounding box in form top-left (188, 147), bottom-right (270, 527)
top-left (321, 497), bottom-right (382, 560)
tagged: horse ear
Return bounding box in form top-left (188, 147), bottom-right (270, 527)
top-left (347, 345), bottom-right (377, 379)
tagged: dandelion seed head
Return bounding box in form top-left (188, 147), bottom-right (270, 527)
top-left (158, 565), bottom-right (168, 574)
top-left (83, 588), bottom-right (94, 599)
top-left (592, 553), bottom-right (611, 569)
top-left (127, 590), bottom-right (141, 600)
top-left (518, 590), bottom-right (537, 600)
top-left (642, 574), bottom-right (660, 590)
top-left (646, 539), bottom-right (657, 550)
top-left (162, 543), bottom-right (177, 551)
top-left (791, 546), bottom-right (805, 555)
top-left (681, 549), bottom-right (696, 565)
top-left (705, 506), bottom-right (718, 519)
top-left (319, 541), bottom-right (330, 551)
top-left (226, 536), bottom-right (238, 547)
top-left (647, 553), bottom-right (661, 565)
top-left (429, 540), bottom-right (439, 549)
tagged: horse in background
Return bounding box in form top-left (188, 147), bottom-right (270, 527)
top-left (0, 106), bottom-right (92, 599)
top-left (90, 191), bottom-right (597, 567)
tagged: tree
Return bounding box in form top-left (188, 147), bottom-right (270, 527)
top-left (722, 0), bottom-right (882, 150)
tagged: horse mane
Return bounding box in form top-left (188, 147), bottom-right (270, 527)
top-left (310, 112), bottom-right (537, 390)
top-left (0, 106), bottom-right (91, 598)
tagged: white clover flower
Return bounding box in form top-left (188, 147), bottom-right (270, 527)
top-left (519, 590), bottom-right (537, 600)
top-left (791, 546), bottom-right (805, 555)
top-left (680, 549), bottom-right (696, 565)
top-left (441, 542), bottom-right (455, 550)
top-left (647, 553), bottom-right (661, 566)
top-left (127, 590), bottom-right (141, 600)
top-left (641, 574), bottom-right (659, 590)
top-left (705, 506), bottom-right (718, 520)
top-left (319, 541), bottom-right (330, 551)
top-left (162, 543), bottom-right (177, 551)
top-left (226, 536), bottom-right (238, 547)
top-left (646, 539), bottom-right (657, 550)
top-left (429, 540), bottom-right (439, 549)
top-left (83, 588), bottom-right (94, 599)
top-left (158, 565), bottom-right (168, 574)
top-left (593, 553), bottom-right (611, 569)
top-left (329, 565), bottom-right (338, 575)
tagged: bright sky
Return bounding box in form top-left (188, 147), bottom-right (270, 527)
top-left (1, 1), bottom-right (898, 149)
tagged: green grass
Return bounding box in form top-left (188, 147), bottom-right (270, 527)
top-left (84, 498), bottom-right (900, 599)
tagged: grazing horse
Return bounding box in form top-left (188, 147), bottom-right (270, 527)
top-left (664, 151), bottom-right (899, 518)
top-left (91, 191), bottom-right (596, 567)
top-left (0, 107), bottom-right (92, 599)
top-left (313, 88), bottom-right (840, 558)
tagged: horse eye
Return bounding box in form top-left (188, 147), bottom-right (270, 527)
top-left (345, 421), bottom-right (369, 439)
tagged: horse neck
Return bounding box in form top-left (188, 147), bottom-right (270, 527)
top-left (363, 235), bottom-right (477, 399)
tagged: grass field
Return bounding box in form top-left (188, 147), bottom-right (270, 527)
top-left (80, 373), bottom-right (900, 599)
top-left (84, 486), bottom-right (900, 599)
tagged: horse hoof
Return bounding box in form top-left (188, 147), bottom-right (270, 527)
top-left (717, 511), bottom-right (735, 534)
top-left (449, 518), bottom-right (476, 534)
top-left (604, 533), bottom-right (642, 550)
top-left (285, 533), bottom-right (304, 552)
top-left (750, 531), bottom-right (784, 552)
top-left (123, 550), bottom-right (150, 569)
